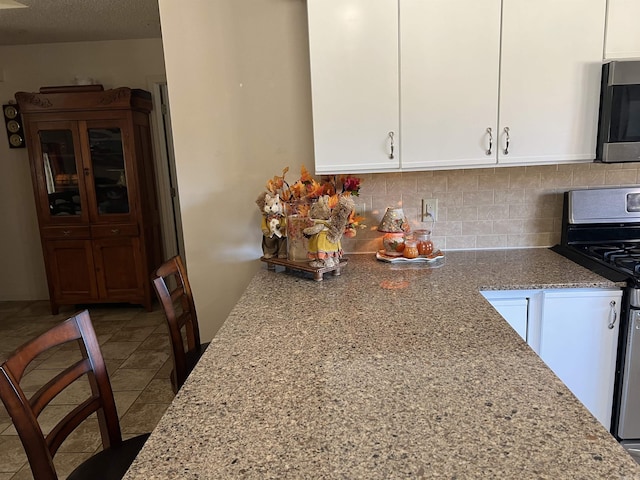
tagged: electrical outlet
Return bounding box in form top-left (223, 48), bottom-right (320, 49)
top-left (355, 203), bottom-right (366, 216)
top-left (422, 198), bottom-right (438, 221)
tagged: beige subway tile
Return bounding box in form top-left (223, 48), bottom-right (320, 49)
top-left (477, 205), bottom-right (510, 220)
top-left (509, 204), bottom-right (537, 219)
top-left (433, 221), bottom-right (462, 236)
top-left (493, 219), bottom-right (525, 234)
top-left (417, 174), bottom-right (447, 193)
top-left (445, 236), bottom-right (476, 250)
top-left (447, 206), bottom-right (479, 222)
top-left (509, 171), bottom-right (541, 189)
top-left (572, 169), bottom-right (605, 187)
top-left (524, 165), bottom-right (558, 174)
top-left (558, 162), bottom-right (590, 172)
top-left (522, 217), bottom-right (555, 234)
top-left (463, 190), bottom-right (494, 206)
top-left (437, 191), bottom-right (464, 207)
top-left (494, 189), bottom-right (525, 204)
top-left (387, 173), bottom-right (417, 192)
top-left (540, 171), bottom-right (573, 189)
top-left (360, 174), bottom-right (387, 196)
top-left (461, 221), bottom-right (493, 235)
top-left (605, 169), bottom-right (639, 185)
top-left (464, 167), bottom-right (495, 175)
top-left (507, 233), bottom-right (555, 248)
top-left (478, 173), bottom-right (510, 190)
top-left (476, 235), bottom-right (508, 249)
top-left (448, 174), bottom-right (478, 192)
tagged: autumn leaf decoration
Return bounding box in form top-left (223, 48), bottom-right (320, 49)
top-left (263, 166), bottom-right (366, 237)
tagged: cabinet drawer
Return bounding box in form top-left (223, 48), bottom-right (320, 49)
top-left (42, 226), bottom-right (90, 239)
top-left (91, 224), bottom-right (139, 238)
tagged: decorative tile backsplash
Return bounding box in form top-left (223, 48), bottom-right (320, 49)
top-left (341, 162), bottom-right (640, 253)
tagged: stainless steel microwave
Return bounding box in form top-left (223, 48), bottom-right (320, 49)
top-left (596, 61), bottom-right (640, 163)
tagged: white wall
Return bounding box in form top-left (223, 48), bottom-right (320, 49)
top-left (0, 38), bottom-right (166, 300)
top-left (158, 0), bottom-right (313, 340)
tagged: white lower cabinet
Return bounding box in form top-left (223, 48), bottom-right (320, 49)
top-left (482, 288), bottom-right (622, 430)
top-left (480, 290), bottom-right (542, 342)
top-left (540, 289), bottom-right (622, 430)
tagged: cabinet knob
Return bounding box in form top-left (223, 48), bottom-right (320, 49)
top-left (83, 168), bottom-right (90, 176)
top-left (111, 228), bottom-right (120, 235)
top-left (608, 300), bottom-right (617, 329)
top-left (62, 230), bottom-right (71, 236)
top-left (388, 131), bottom-right (395, 159)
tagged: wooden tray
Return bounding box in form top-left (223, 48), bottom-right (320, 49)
top-left (260, 257), bottom-right (347, 281)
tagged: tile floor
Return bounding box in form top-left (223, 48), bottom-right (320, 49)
top-left (0, 300), bottom-right (175, 480)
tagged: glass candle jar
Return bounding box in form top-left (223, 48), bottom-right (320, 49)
top-left (403, 238), bottom-right (420, 259)
top-left (415, 229), bottom-right (433, 256)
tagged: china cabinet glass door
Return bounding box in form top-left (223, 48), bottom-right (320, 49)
top-left (35, 122), bottom-right (87, 223)
top-left (86, 124), bottom-right (130, 217)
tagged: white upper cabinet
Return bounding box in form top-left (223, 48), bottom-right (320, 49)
top-left (308, 0), bottom-right (606, 173)
top-left (401, 0), bottom-right (606, 170)
top-left (498, 0), bottom-right (606, 166)
top-left (400, 0), bottom-right (501, 170)
top-left (605, 0), bottom-right (640, 59)
top-left (307, 0), bottom-right (400, 174)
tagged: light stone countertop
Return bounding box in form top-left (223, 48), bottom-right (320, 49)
top-left (124, 248), bottom-right (640, 479)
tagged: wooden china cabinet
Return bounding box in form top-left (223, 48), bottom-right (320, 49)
top-left (16, 85), bottom-right (163, 314)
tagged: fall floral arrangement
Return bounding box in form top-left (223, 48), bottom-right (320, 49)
top-left (264, 166), bottom-right (366, 236)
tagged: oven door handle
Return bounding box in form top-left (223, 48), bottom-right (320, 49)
top-left (608, 300), bottom-right (618, 330)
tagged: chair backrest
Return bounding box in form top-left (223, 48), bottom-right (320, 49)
top-left (0, 310), bottom-right (122, 480)
top-left (151, 255), bottom-right (201, 392)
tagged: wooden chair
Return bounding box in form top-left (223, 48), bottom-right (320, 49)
top-left (0, 310), bottom-right (149, 480)
top-left (152, 255), bottom-right (208, 393)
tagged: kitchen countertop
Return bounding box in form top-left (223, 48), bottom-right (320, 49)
top-left (124, 248), bottom-right (640, 479)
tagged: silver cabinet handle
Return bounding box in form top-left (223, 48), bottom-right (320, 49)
top-left (111, 228), bottom-right (120, 234)
top-left (485, 127), bottom-right (493, 155)
top-left (608, 300), bottom-right (618, 329)
top-left (62, 230), bottom-right (71, 236)
top-left (503, 127), bottom-right (510, 155)
top-left (388, 131), bottom-right (395, 159)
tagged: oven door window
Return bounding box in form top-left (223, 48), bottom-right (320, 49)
top-left (610, 85), bottom-right (640, 143)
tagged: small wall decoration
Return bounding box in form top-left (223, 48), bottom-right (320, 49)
top-left (3, 103), bottom-right (25, 148)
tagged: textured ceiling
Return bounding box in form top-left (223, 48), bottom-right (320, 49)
top-left (0, 0), bottom-right (161, 46)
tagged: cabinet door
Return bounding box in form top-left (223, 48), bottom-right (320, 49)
top-left (605, 0), bottom-right (640, 59)
top-left (540, 289), bottom-right (622, 430)
top-left (43, 239), bottom-right (99, 303)
top-left (27, 121), bottom-right (89, 225)
top-left (486, 297), bottom-right (528, 341)
top-left (308, 0), bottom-right (400, 174)
top-left (93, 233), bottom-right (145, 301)
top-left (481, 289), bottom-right (542, 342)
top-left (499, 0), bottom-right (606, 165)
top-left (400, 0), bottom-right (501, 170)
top-left (80, 119), bottom-right (136, 224)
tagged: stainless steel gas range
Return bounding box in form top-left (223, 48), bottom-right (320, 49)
top-left (551, 186), bottom-right (640, 462)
